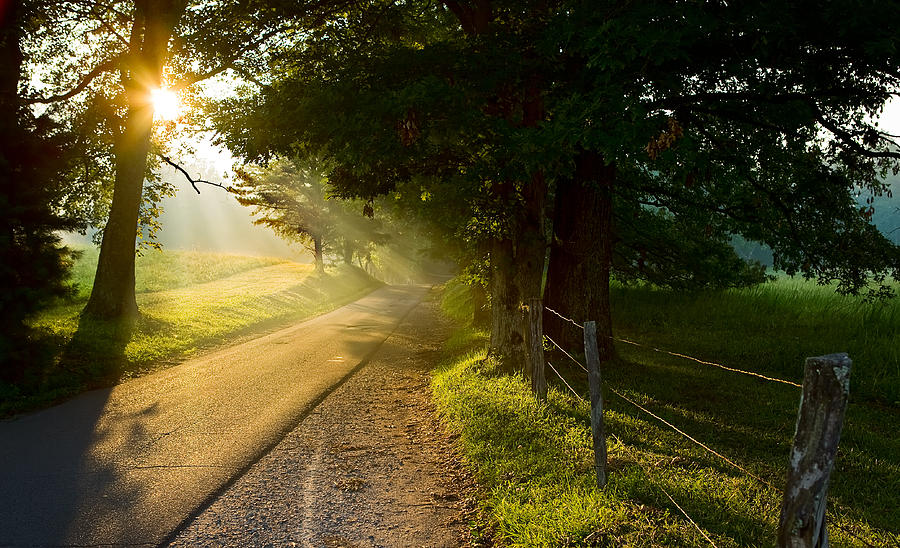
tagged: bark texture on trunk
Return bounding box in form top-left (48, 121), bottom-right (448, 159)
top-left (472, 282), bottom-right (491, 326)
top-left (489, 237), bottom-right (524, 371)
top-left (544, 152), bottom-right (615, 359)
top-left (83, 106), bottom-right (152, 319)
top-left (83, 0), bottom-right (185, 319)
top-left (313, 235), bottom-right (325, 273)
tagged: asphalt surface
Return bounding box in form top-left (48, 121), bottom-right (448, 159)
top-left (0, 284), bottom-right (428, 547)
top-left (168, 297), bottom-right (475, 547)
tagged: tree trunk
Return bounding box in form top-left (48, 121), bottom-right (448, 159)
top-left (342, 239), bottom-right (353, 265)
top-left (83, 107), bottom-right (152, 319)
top-left (83, 0), bottom-right (185, 319)
top-left (544, 151), bottom-right (615, 359)
top-left (0, 1), bottom-right (23, 119)
top-left (313, 235), bottom-right (325, 273)
top-left (489, 237), bottom-right (524, 370)
top-left (472, 282), bottom-right (491, 326)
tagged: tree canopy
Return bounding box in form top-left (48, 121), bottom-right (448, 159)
top-left (215, 0), bottom-right (900, 363)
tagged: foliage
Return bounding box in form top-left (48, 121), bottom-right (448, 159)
top-left (434, 284), bottom-right (900, 546)
top-left (16, 0), bottom-right (363, 318)
top-left (230, 158), bottom-right (388, 269)
top-left (215, 0), bottom-right (900, 302)
top-left (613, 203), bottom-right (771, 290)
top-left (0, 1), bottom-right (81, 379)
top-left (0, 114), bottom-right (79, 379)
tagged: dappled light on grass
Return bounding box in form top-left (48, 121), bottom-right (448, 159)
top-left (432, 279), bottom-right (898, 546)
top-left (433, 342), bottom-right (898, 546)
top-left (4, 253), bottom-right (380, 415)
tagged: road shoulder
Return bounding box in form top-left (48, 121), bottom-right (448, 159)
top-left (169, 294), bottom-right (478, 547)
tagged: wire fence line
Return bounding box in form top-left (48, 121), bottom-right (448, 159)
top-left (546, 355), bottom-right (778, 492)
top-left (606, 386), bottom-right (781, 492)
top-left (543, 305), bottom-right (801, 388)
top-left (545, 361), bottom-right (719, 547)
top-left (541, 305), bottom-right (882, 547)
top-left (546, 361), bottom-right (581, 399)
top-left (544, 334), bottom-right (588, 373)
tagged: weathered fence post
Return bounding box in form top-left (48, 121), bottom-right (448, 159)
top-left (778, 353), bottom-right (852, 548)
top-left (526, 298), bottom-right (547, 400)
top-left (583, 320), bottom-right (608, 488)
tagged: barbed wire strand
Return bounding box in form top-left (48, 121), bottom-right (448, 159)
top-left (543, 308), bottom-right (882, 545)
top-left (547, 369), bottom-right (719, 547)
top-left (546, 361), bottom-right (583, 400)
top-left (544, 305), bottom-right (585, 330)
top-left (548, 359), bottom-right (876, 547)
top-left (544, 333), bottom-right (589, 373)
top-left (659, 480), bottom-right (721, 547)
top-left (606, 386), bottom-right (781, 492)
top-left (614, 338), bottom-right (802, 388)
top-left (543, 305), bottom-right (800, 387)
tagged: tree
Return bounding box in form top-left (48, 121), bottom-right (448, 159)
top-left (215, 0), bottom-right (900, 380)
top-left (0, 0), bottom-right (81, 376)
top-left (18, 0), bottom-right (358, 320)
top-left (231, 159), bottom-right (354, 273)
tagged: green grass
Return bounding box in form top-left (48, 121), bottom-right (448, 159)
top-left (1, 248), bottom-right (380, 416)
top-left (609, 275), bottom-right (900, 404)
top-left (433, 278), bottom-right (900, 547)
top-left (69, 247), bottom-right (289, 298)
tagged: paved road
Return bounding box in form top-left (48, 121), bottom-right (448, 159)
top-left (0, 285), bottom-right (428, 547)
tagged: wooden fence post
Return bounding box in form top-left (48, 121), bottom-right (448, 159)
top-left (583, 321), bottom-right (608, 488)
top-left (778, 353), bottom-right (852, 548)
top-left (526, 298), bottom-right (547, 400)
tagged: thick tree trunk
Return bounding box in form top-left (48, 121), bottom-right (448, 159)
top-left (489, 237), bottom-right (524, 370)
top-left (83, 107), bottom-right (152, 319)
top-left (472, 282), bottom-right (491, 326)
top-left (544, 152), bottom-right (615, 359)
top-left (0, 1), bottom-right (23, 119)
top-left (313, 235), bottom-right (325, 273)
top-left (83, 0), bottom-right (185, 320)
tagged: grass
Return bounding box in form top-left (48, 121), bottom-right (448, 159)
top-left (1, 248), bottom-right (380, 416)
top-left (433, 277), bottom-right (900, 547)
top-left (609, 275), bottom-right (900, 404)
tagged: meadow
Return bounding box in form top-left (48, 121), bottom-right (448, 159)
top-left (1, 248), bottom-right (380, 416)
top-left (434, 277), bottom-right (899, 546)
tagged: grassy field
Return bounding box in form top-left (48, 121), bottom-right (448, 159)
top-left (434, 277), bottom-right (899, 547)
top-left (1, 248), bottom-right (380, 416)
top-left (609, 274), bottom-right (900, 405)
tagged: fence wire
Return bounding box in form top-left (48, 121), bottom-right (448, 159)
top-left (606, 386), bottom-right (781, 492)
top-left (547, 364), bottom-right (719, 547)
top-left (544, 333), bottom-right (589, 373)
top-left (546, 361), bottom-right (581, 399)
top-left (541, 305), bottom-right (882, 547)
top-left (543, 305), bottom-right (801, 388)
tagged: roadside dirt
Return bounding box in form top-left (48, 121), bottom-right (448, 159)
top-left (168, 294), bottom-right (479, 547)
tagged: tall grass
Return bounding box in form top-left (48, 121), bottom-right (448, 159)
top-left (68, 246), bottom-right (288, 298)
top-left (432, 277), bottom-right (900, 546)
top-left (610, 276), bottom-right (900, 404)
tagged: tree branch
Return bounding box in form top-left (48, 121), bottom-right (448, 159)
top-left (169, 26), bottom-right (287, 91)
top-left (158, 154), bottom-right (228, 194)
top-left (24, 56), bottom-right (121, 104)
top-left (813, 108), bottom-right (900, 160)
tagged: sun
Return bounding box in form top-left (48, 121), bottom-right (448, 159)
top-left (150, 88), bottom-right (180, 121)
